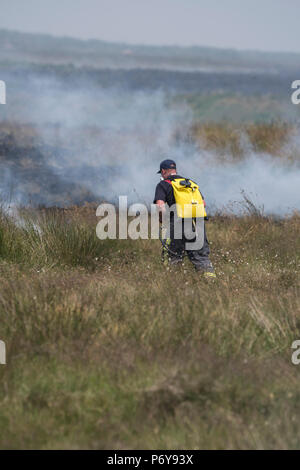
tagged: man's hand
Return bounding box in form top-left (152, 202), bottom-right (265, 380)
top-left (156, 200), bottom-right (166, 224)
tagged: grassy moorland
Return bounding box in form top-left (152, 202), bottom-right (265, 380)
top-left (0, 203), bottom-right (299, 449)
top-left (191, 122), bottom-right (294, 157)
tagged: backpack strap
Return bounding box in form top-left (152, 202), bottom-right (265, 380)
top-left (164, 175), bottom-right (181, 184)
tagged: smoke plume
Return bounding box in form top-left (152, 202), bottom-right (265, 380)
top-left (1, 74), bottom-right (299, 215)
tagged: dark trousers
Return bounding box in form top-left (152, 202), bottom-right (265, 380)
top-left (162, 218), bottom-right (214, 272)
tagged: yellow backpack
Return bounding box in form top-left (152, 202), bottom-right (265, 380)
top-left (165, 177), bottom-right (207, 218)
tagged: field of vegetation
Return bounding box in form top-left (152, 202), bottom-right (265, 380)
top-left (1, 23), bottom-right (300, 450)
top-left (0, 201), bottom-right (299, 449)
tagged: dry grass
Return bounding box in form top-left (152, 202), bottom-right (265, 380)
top-left (191, 122), bottom-right (295, 160)
top-left (0, 205), bottom-right (299, 449)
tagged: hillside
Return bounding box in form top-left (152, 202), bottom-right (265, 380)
top-left (1, 28), bottom-right (300, 72)
top-left (0, 206), bottom-right (299, 449)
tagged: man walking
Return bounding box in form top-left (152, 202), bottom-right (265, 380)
top-left (154, 159), bottom-right (216, 278)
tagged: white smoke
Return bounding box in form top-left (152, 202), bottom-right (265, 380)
top-left (2, 75), bottom-right (300, 215)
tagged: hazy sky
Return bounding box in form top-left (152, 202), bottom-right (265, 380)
top-left (0, 0), bottom-right (299, 52)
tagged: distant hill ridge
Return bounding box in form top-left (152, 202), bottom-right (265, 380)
top-left (1, 28), bottom-right (300, 72)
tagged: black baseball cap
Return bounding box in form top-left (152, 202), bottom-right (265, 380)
top-left (157, 159), bottom-right (177, 174)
